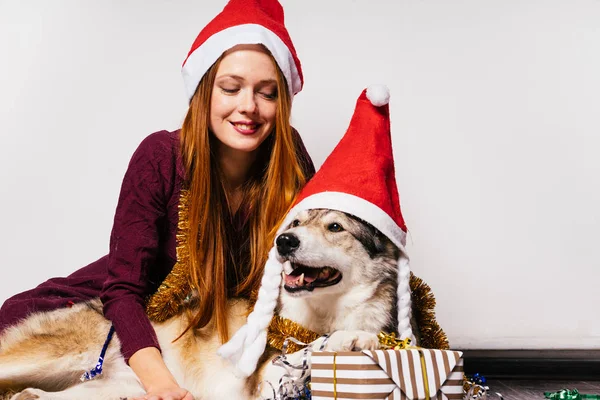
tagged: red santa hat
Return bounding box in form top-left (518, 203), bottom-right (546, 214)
top-left (182, 0), bottom-right (303, 101)
top-left (218, 85), bottom-right (414, 377)
top-left (281, 85), bottom-right (406, 245)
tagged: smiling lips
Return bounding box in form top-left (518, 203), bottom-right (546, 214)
top-left (231, 121), bottom-right (260, 135)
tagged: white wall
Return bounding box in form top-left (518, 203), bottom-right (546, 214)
top-left (1, 0), bottom-right (598, 350)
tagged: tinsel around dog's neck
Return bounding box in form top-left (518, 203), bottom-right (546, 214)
top-left (409, 273), bottom-right (450, 350)
top-left (267, 315), bottom-right (322, 353)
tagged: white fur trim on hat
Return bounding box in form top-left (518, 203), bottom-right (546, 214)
top-left (281, 191), bottom-right (407, 250)
top-left (366, 84), bottom-right (390, 107)
top-left (182, 24), bottom-right (301, 101)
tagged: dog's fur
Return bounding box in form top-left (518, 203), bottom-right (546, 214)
top-left (0, 209), bottom-right (411, 400)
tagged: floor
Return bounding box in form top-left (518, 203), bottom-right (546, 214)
top-left (483, 379), bottom-right (600, 399)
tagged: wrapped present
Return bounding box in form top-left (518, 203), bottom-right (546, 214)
top-left (311, 349), bottom-right (464, 400)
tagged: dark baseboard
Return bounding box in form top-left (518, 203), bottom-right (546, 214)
top-left (461, 350), bottom-right (600, 380)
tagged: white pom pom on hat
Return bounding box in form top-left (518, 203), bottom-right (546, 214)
top-left (366, 84), bottom-right (390, 106)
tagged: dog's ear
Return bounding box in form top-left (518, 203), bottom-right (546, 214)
top-left (352, 221), bottom-right (399, 259)
top-left (349, 219), bottom-right (386, 258)
top-left (368, 230), bottom-right (391, 258)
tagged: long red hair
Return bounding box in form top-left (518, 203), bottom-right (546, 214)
top-left (179, 50), bottom-right (307, 342)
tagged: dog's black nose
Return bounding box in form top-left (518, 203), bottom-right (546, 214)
top-left (276, 233), bottom-right (300, 255)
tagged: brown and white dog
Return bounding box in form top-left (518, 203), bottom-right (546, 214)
top-left (0, 209), bottom-right (415, 400)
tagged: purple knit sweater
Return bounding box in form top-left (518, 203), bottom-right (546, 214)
top-left (0, 129), bottom-right (314, 362)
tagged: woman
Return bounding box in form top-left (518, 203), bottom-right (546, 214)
top-left (0, 1), bottom-right (314, 399)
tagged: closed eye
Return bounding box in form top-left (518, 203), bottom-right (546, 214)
top-left (220, 87), bottom-right (239, 94)
top-left (258, 90), bottom-right (277, 100)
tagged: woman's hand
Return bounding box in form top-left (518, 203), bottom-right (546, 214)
top-left (128, 347), bottom-right (194, 400)
top-left (132, 386), bottom-right (194, 400)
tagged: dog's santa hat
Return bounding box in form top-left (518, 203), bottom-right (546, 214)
top-left (218, 85), bottom-right (414, 377)
top-left (182, 0), bottom-right (303, 102)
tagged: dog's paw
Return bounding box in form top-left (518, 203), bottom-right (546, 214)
top-left (10, 389), bottom-right (41, 400)
top-left (324, 330), bottom-right (380, 352)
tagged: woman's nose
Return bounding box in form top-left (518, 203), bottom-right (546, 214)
top-left (238, 90), bottom-right (257, 114)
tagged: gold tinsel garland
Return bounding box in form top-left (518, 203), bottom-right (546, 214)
top-left (146, 189), bottom-right (192, 322)
top-left (267, 315), bottom-right (322, 354)
top-left (410, 272), bottom-right (450, 350)
top-left (145, 189), bottom-right (449, 352)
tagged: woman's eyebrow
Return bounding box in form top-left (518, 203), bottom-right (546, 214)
top-left (257, 78), bottom-right (277, 85)
top-left (216, 74), bottom-right (244, 81)
top-left (216, 74), bottom-right (276, 85)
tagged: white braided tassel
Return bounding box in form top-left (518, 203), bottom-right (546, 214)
top-left (217, 247), bottom-right (283, 377)
top-left (396, 255), bottom-right (415, 343)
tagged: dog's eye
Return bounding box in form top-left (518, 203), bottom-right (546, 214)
top-left (291, 219), bottom-right (300, 227)
top-left (328, 223), bottom-right (344, 232)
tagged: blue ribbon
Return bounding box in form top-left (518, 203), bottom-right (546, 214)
top-left (80, 325), bottom-right (115, 382)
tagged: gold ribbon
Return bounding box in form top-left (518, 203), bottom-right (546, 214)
top-left (333, 352), bottom-right (338, 400)
top-left (377, 331), bottom-right (412, 350)
top-left (418, 350), bottom-right (431, 400)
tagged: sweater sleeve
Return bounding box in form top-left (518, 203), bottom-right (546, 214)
top-left (100, 131), bottom-right (175, 363)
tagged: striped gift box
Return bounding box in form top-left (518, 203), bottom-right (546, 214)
top-left (310, 349), bottom-right (464, 400)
